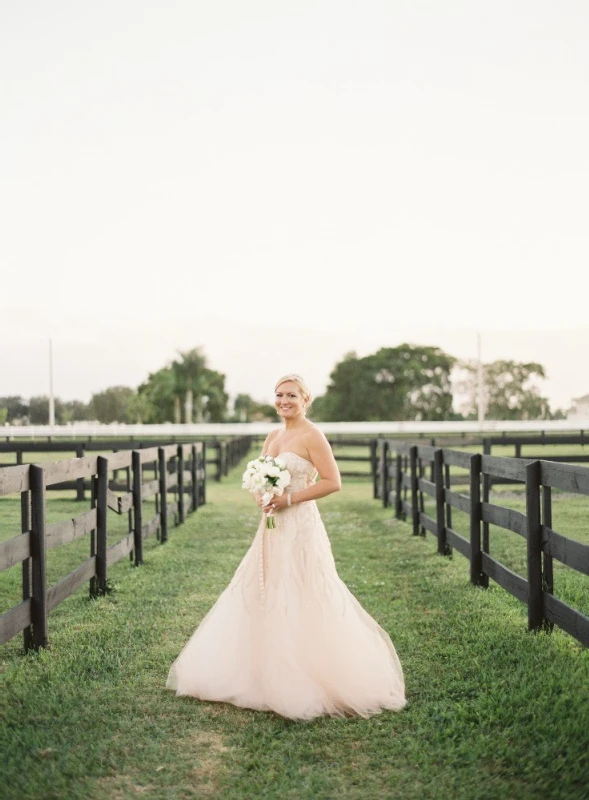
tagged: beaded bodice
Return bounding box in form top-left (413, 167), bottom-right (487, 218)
top-left (276, 451), bottom-right (318, 491)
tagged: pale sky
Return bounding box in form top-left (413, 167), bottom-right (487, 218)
top-left (1, 1), bottom-right (588, 412)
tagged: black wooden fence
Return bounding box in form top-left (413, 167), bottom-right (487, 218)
top-left (374, 439), bottom-right (589, 648)
top-left (368, 433), bottom-right (588, 489)
top-left (3, 433), bottom-right (584, 488)
top-left (0, 442), bottom-right (209, 652)
top-left (0, 436), bottom-right (253, 499)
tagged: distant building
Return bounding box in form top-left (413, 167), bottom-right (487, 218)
top-left (568, 394), bottom-right (589, 420)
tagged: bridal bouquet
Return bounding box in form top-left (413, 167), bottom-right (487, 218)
top-left (242, 455), bottom-right (291, 529)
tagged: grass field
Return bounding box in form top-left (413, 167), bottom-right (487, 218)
top-left (1, 453), bottom-right (589, 799)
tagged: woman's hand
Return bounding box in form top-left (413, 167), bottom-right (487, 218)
top-left (262, 493), bottom-right (288, 514)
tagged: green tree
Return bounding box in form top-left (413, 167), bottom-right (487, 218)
top-left (253, 403), bottom-right (277, 421)
top-left (0, 408), bottom-right (7, 425)
top-left (232, 394), bottom-right (276, 422)
top-left (172, 348), bottom-right (208, 422)
top-left (61, 400), bottom-right (93, 423)
top-left (198, 367), bottom-right (229, 423)
top-left (233, 394), bottom-right (253, 421)
top-left (137, 367), bottom-right (177, 423)
top-left (0, 396), bottom-right (29, 424)
top-left (125, 392), bottom-right (153, 424)
top-left (550, 408), bottom-right (568, 420)
top-left (317, 345), bottom-right (456, 421)
top-left (90, 387), bottom-right (136, 424)
top-left (456, 359), bottom-right (552, 420)
top-left (138, 348), bottom-right (228, 423)
top-left (29, 396), bottom-right (65, 424)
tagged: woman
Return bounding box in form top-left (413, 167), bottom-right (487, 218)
top-left (165, 374), bottom-right (407, 720)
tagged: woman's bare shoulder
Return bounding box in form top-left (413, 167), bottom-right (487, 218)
top-left (303, 422), bottom-right (328, 450)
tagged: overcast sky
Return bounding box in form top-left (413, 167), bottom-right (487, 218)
top-left (1, 1), bottom-right (588, 412)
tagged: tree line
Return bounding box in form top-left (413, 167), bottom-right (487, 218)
top-left (312, 346), bottom-right (564, 421)
top-left (0, 344), bottom-right (568, 426)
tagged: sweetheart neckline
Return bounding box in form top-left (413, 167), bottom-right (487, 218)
top-left (275, 451), bottom-right (315, 467)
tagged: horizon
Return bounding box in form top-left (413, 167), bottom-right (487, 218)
top-left (2, 320), bottom-right (587, 414)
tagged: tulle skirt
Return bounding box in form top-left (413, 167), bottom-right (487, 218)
top-left (166, 500), bottom-right (407, 720)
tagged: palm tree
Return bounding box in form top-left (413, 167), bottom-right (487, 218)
top-left (172, 348), bottom-right (209, 423)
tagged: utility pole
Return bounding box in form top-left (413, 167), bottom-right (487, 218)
top-left (477, 332), bottom-right (484, 428)
top-left (49, 338), bottom-right (55, 427)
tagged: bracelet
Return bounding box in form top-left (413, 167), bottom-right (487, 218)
top-left (286, 492), bottom-right (292, 507)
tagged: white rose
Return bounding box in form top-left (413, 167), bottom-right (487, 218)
top-left (252, 474), bottom-right (266, 491)
top-left (277, 471), bottom-right (291, 488)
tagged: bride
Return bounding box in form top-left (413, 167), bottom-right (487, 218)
top-left (165, 374), bottom-right (407, 720)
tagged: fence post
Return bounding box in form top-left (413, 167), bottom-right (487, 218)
top-left (542, 484), bottom-right (554, 592)
top-left (381, 441), bottom-right (390, 508)
top-left (76, 443), bottom-right (85, 501)
top-left (90, 472), bottom-right (96, 592)
top-left (410, 446), bottom-right (419, 535)
top-left (469, 453), bottom-right (485, 585)
top-left (482, 439), bottom-right (491, 555)
top-left (132, 450), bottom-right (144, 566)
top-left (171, 451), bottom-right (178, 524)
top-left (418, 459), bottom-right (426, 536)
top-left (177, 445), bottom-right (185, 524)
top-left (200, 442), bottom-right (207, 505)
top-left (153, 456), bottom-right (160, 542)
top-left (158, 448), bottom-right (168, 543)
top-left (371, 440), bottom-right (379, 499)
top-left (541, 483), bottom-right (554, 631)
top-left (95, 456), bottom-right (108, 594)
top-left (191, 444), bottom-right (198, 512)
top-left (526, 460), bottom-right (543, 631)
top-left (395, 452), bottom-right (403, 519)
top-left (434, 449), bottom-right (449, 555)
top-left (216, 442), bottom-right (223, 482)
top-left (21, 487), bottom-right (33, 652)
top-left (126, 465), bottom-right (133, 562)
top-left (29, 465), bottom-right (48, 650)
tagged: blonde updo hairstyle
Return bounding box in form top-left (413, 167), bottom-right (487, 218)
top-left (274, 374), bottom-right (312, 414)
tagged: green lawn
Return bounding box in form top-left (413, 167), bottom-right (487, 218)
top-left (417, 484), bottom-right (589, 618)
top-left (1, 455), bottom-right (588, 800)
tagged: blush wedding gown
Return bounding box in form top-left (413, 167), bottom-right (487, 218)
top-left (165, 451), bottom-right (407, 720)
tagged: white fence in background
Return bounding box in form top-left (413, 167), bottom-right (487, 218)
top-left (3, 419), bottom-right (589, 439)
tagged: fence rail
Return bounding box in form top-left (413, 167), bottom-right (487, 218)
top-left (0, 436), bottom-right (253, 497)
top-left (2, 434), bottom-right (585, 486)
top-left (374, 439), bottom-right (589, 648)
top-left (0, 442), bottom-right (211, 652)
